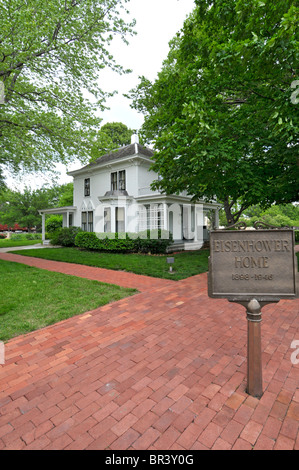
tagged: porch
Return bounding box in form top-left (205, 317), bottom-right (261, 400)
top-left (38, 206), bottom-right (77, 242)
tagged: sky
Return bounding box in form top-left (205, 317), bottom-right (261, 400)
top-left (99, 0), bottom-right (196, 131)
top-left (6, 0), bottom-right (196, 190)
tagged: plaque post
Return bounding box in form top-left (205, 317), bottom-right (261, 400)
top-left (208, 227), bottom-right (298, 400)
top-left (246, 299), bottom-right (263, 398)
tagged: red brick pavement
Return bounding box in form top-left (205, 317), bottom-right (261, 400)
top-left (0, 253), bottom-right (298, 450)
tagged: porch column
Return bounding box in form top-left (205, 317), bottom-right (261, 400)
top-left (214, 208), bottom-right (220, 229)
top-left (163, 203), bottom-right (168, 231)
top-left (66, 211), bottom-right (69, 228)
top-left (41, 213), bottom-right (45, 242)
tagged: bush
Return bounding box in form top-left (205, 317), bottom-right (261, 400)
top-left (10, 232), bottom-right (41, 241)
top-left (75, 230), bottom-right (173, 254)
top-left (50, 226), bottom-right (83, 247)
top-left (0, 234), bottom-right (6, 239)
top-left (74, 232), bottom-right (136, 253)
top-left (45, 215), bottom-right (63, 233)
top-left (24, 233), bottom-right (42, 240)
top-left (295, 230), bottom-right (299, 242)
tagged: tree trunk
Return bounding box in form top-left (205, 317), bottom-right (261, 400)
top-left (223, 197), bottom-right (249, 227)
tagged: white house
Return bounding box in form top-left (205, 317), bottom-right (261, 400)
top-left (39, 135), bottom-right (221, 251)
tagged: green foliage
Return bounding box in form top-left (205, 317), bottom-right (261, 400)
top-left (50, 226), bottom-right (82, 247)
top-left (45, 215), bottom-right (63, 233)
top-left (75, 230), bottom-right (174, 254)
top-left (0, 1), bottom-right (135, 185)
top-left (90, 122), bottom-right (134, 160)
top-left (10, 233), bottom-right (41, 240)
top-left (130, 0), bottom-right (299, 225)
top-left (0, 183), bottom-right (73, 230)
top-left (240, 203), bottom-right (299, 227)
top-left (57, 183), bottom-right (73, 206)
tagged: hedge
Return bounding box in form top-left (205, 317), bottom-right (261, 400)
top-left (75, 229), bottom-right (173, 254)
top-left (50, 226), bottom-right (83, 247)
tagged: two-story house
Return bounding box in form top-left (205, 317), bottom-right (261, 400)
top-left (39, 135), bottom-right (221, 251)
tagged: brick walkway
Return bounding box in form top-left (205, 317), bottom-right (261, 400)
top-left (0, 253), bottom-right (298, 450)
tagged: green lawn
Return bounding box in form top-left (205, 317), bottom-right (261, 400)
top-left (11, 247), bottom-right (210, 280)
top-left (0, 259), bottom-right (136, 341)
top-left (0, 239), bottom-right (42, 248)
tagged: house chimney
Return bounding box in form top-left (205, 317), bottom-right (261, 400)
top-left (131, 133), bottom-right (139, 154)
top-left (131, 133), bottom-right (139, 144)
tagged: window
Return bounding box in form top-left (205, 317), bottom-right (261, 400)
top-left (137, 204), bottom-right (164, 231)
top-left (88, 211), bottom-right (93, 232)
top-left (84, 178), bottom-right (90, 197)
top-left (118, 170), bottom-right (126, 191)
top-left (81, 211), bottom-right (87, 231)
top-left (115, 207), bottom-right (125, 233)
top-left (111, 172), bottom-right (117, 191)
top-left (82, 211), bottom-right (93, 232)
top-left (111, 170), bottom-right (126, 191)
top-left (104, 208), bottom-right (111, 232)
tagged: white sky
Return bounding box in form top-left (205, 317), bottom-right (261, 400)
top-left (99, 0), bottom-right (195, 130)
top-left (6, 0), bottom-right (196, 190)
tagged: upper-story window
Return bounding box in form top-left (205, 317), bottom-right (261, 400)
top-left (111, 170), bottom-right (126, 191)
top-left (111, 172), bottom-right (118, 191)
top-left (118, 170), bottom-right (126, 190)
top-left (84, 178), bottom-right (90, 197)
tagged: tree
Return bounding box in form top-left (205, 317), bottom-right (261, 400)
top-left (0, 183), bottom-right (73, 230)
top-left (90, 121), bottom-right (134, 159)
top-left (0, 0), bottom-right (135, 187)
top-left (239, 203), bottom-right (299, 228)
top-left (129, 0), bottom-right (299, 225)
top-left (101, 122), bottom-right (134, 147)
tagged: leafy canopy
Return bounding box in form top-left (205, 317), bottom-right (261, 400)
top-left (0, 183), bottom-right (73, 230)
top-left (90, 121), bottom-right (134, 159)
top-left (129, 0), bottom-right (299, 225)
top-left (0, 0), bottom-right (135, 185)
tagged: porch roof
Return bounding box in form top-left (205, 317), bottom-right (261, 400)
top-left (38, 206), bottom-right (77, 215)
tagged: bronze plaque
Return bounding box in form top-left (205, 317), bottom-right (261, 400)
top-left (208, 229), bottom-right (298, 302)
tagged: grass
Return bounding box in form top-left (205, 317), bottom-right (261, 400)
top-left (11, 247), bottom-right (210, 280)
top-left (0, 239), bottom-right (42, 248)
top-left (0, 259), bottom-right (136, 342)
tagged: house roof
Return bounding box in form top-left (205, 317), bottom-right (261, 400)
top-left (96, 143), bottom-right (154, 164)
top-left (68, 143), bottom-right (154, 176)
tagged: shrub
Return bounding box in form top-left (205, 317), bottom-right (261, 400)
top-left (45, 215), bottom-right (63, 233)
top-left (10, 232), bottom-right (41, 241)
top-left (74, 232), bottom-right (101, 250)
top-left (295, 230), bottom-right (299, 242)
top-left (50, 226), bottom-right (83, 247)
top-left (75, 229), bottom-right (173, 254)
top-left (135, 229), bottom-right (173, 254)
top-left (10, 233), bottom-right (23, 240)
top-left (0, 234), bottom-right (6, 239)
top-left (24, 233), bottom-right (42, 240)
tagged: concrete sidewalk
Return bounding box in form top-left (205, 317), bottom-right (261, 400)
top-left (0, 253), bottom-right (298, 450)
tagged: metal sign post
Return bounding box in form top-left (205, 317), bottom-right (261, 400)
top-left (208, 224), bottom-right (298, 398)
